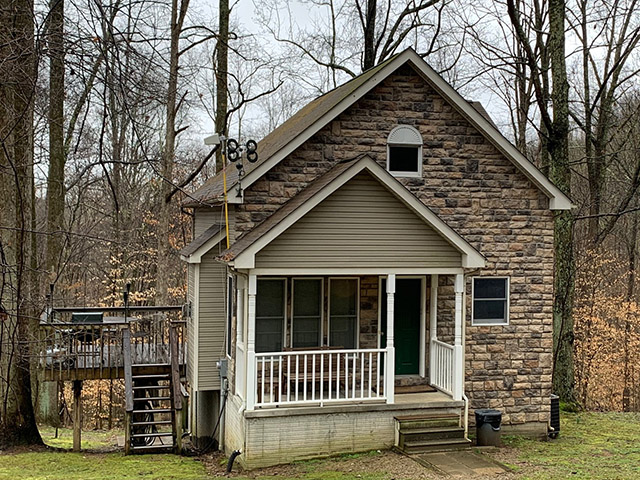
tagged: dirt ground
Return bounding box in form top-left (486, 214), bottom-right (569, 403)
top-left (201, 448), bottom-right (519, 479)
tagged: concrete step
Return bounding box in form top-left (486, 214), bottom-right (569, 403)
top-left (395, 413), bottom-right (460, 429)
top-left (400, 426), bottom-right (465, 444)
top-left (402, 437), bottom-right (472, 454)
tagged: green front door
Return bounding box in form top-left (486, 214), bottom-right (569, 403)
top-left (381, 278), bottom-right (422, 375)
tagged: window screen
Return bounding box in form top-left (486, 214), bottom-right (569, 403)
top-left (472, 277), bottom-right (509, 325)
top-left (329, 278), bottom-right (358, 348)
top-left (388, 146), bottom-right (420, 174)
top-left (292, 279), bottom-right (322, 348)
top-left (256, 279), bottom-right (285, 352)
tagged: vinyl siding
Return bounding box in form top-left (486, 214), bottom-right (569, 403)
top-left (255, 172), bottom-right (462, 269)
top-left (194, 207), bottom-right (223, 238)
top-left (187, 264), bottom-right (196, 385)
top-left (197, 250), bottom-right (227, 390)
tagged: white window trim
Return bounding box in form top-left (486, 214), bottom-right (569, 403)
top-left (290, 277), bottom-right (324, 348)
top-left (327, 277), bottom-right (360, 349)
top-left (255, 277), bottom-right (288, 353)
top-left (386, 125), bottom-right (423, 178)
top-left (471, 276), bottom-right (510, 326)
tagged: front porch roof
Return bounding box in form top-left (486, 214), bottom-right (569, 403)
top-left (218, 155), bottom-right (485, 269)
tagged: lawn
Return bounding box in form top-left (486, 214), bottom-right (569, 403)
top-left (495, 412), bottom-right (640, 479)
top-left (0, 412), bottom-right (638, 479)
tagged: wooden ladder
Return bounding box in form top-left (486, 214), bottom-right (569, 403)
top-left (123, 326), bottom-right (183, 454)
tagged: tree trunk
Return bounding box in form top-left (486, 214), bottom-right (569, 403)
top-left (215, 0), bottom-right (229, 172)
top-left (548, 0), bottom-right (575, 404)
top-left (46, 0), bottom-right (65, 281)
top-left (362, 0), bottom-right (377, 71)
top-left (0, 0), bottom-right (43, 446)
top-left (157, 0), bottom-right (189, 304)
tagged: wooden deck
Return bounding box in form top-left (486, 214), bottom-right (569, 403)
top-left (38, 306), bottom-right (187, 381)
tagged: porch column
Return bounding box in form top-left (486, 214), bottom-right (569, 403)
top-left (429, 274), bottom-right (438, 385)
top-left (385, 274), bottom-right (395, 404)
top-left (453, 273), bottom-right (464, 401)
top-left (246, 274), bottom-right (257, 410)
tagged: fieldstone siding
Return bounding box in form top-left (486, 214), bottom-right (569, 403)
top-left (230, 63), bottom-right (554, 429)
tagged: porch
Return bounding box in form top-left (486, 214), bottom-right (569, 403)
top-left (234, 272), bottom-right (466, 411)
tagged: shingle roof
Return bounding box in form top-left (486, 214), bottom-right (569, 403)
top-left (180, 223), bottom-right (224, 257)
top-left (184, 55), bottom-right (399, 206)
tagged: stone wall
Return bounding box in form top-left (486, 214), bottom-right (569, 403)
top-left (230, 63), bottom-right (554, 429)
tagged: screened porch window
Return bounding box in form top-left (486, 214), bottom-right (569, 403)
top-left (255, 279), bottom-right (286, 352)
top-left (292, 278), bottom-right (323, 348)
top-left (329, 278), bottom-right (358, 348)
top-left (472, 277), bottom-right (509, 325)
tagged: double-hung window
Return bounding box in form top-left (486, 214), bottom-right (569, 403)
top-left (328, 278), bottom-right (359, 348)
top-left (472, 277), bottom-right (509, 325)
top-left (291, 278), bottom-right (323, 348)
top-left (255, 279), bottom-right (286, 352)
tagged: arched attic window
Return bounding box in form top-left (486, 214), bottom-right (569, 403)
top-left (386, 125), bottom-right (423, 178)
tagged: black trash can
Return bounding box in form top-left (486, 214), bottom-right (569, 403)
top-left (475, 409), bottom-right (502, 446)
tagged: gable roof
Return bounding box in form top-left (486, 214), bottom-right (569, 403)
top-left (180, 222), bottom-right (226, 263)
top-left (219, 155), bottom-right (486, 270)
top-left (187, 49), bottom-right (572, 210)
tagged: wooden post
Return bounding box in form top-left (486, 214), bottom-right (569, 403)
top-left (246, 274), bottom-right (257, 410)
top-left (453, 274), bottom-right (464, 401)
top-left (429, 274), bottom-right (438, 385)
top-left (72, 380), bottom-right (82, 451)
top-left (385, 274), bottom-right (395, 404)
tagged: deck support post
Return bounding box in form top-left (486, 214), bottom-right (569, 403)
top-left (453, 274), bottom-right (464, 401)
top-left (246, 274), bottom-right (257, 411)
top-left (385, 274), bottom-right (396, 404)
top-left (429, 274), bottom-right (438, 386)
top-left (72, 380), bottom-right (82, 451)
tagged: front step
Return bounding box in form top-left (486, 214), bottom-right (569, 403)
top-left (399, 426), bottom-right (465, 443)
top-left (132, 408), bottom-right (173, 414)
top-left (395, 413), bottom-right (460, 429)
top-left (395, 412), bottom-right (470, 454)
top-left (131, 432), bottom-right (174, 439)
top-left (402, 437), bottom-right (472, 454)
top-left (133, 396), bottom-right (170, 402)
top-left (131, 420), bottom-right (173, 427)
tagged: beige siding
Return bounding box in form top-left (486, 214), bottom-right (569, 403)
top-left (187, 264), bottom-right (196, 384)
top-left (194, 207), bottom-right (222, 238)
top-left (255, 172), bottom-right (462, 269)
top-left (198, 250), bottom-right (227, 390)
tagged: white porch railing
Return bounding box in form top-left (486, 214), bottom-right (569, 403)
top-left (430, 339), bottom-right (454, 395)
top-left (254, 348), bottom-right (387, 408)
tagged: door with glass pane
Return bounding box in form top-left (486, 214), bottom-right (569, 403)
top-left (329, 278), bottom-right (358, 348)
top-left (292, 278), bottom-right (322, 348)
top-left (255, 279), bottom-right (286, 353)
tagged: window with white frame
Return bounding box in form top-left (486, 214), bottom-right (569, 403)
top-left (472, 277), bottom-right (509, 325)
top-left (255, 278), bottom-right (286, 352)
top-left (291, 278), bottom-right (323, 348)
top-left (328, 278), bottom-right (359, 348)
top-left (387, 125), bottom-right (423, 177)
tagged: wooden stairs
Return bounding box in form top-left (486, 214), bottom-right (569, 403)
top-left (123, 328), bottom-right (183, 454)
top-left (395, 413), bottom-right (471, 454)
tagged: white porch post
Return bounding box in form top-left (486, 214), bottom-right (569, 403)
top-left (246, 274), bottom-right (257, 410)
top-left (386, 274), bottom-right (396, 404)
top-left (453, 273), bottom-right (464, 401)
top-left (429, 274), bottom-right (438, 385)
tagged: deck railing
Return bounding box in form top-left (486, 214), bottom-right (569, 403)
top-left (38, 306), bottom-right (186, 381)
top-left (254, 348), bottom-right (387, 408)
top-left (430, 339), bottom-right (454, 395)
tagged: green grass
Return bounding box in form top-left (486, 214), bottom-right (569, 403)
top-left (0, 451), bottom-right (208, 480)
top-left (501, 412), bottom-right (640, 479)
top-left (1, 413), bottom-right (639, 479)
